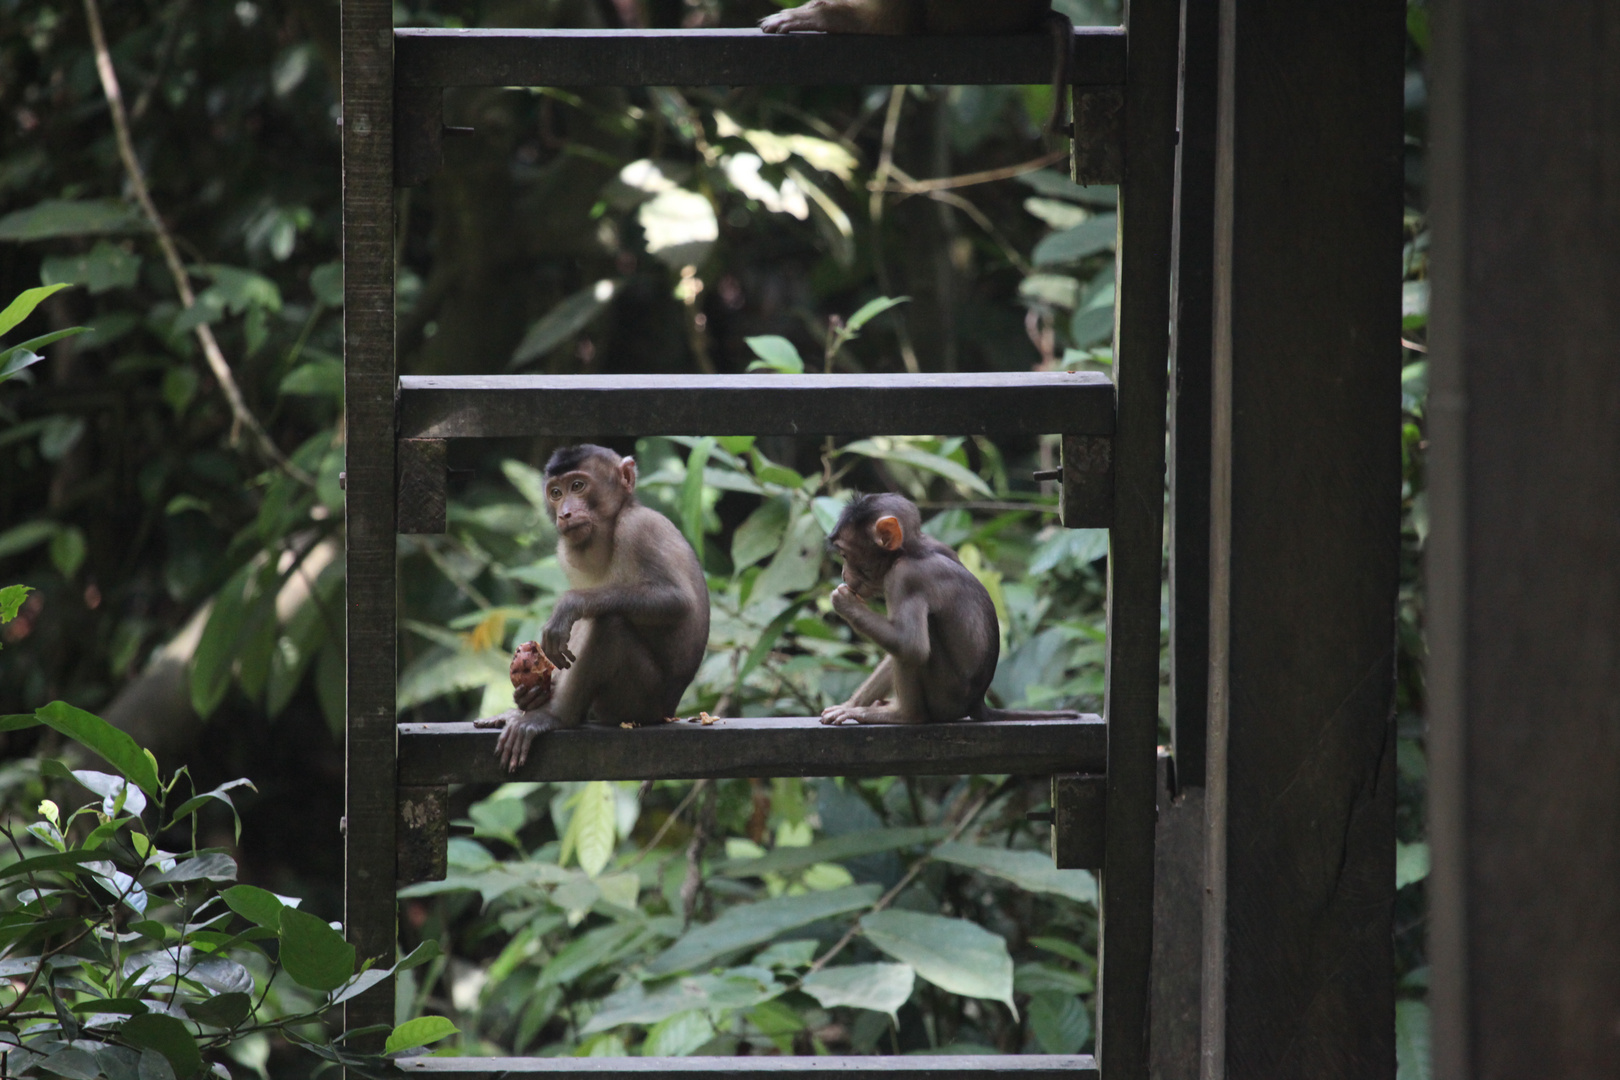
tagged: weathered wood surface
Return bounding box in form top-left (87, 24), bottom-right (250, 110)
top-left (1059, 435), bottom-right (1114, 529)
top-left (1094, 0), bottom-right (1180, 1076)
top-left (339, 0), bottom-right (398, 1041)
top-left (1201, 0), bottom-right (1403, 1075)
top-left (400, 1057), bottom-right (1098, 1079)
top-left (398, 716), bottom-right (1106, 785)
top-left (394, 27), bottom-right (1125, 89)
top-left (1148, 754), bottom-right (1201, 1080)
top-left (396, 437), bottom-right (447, 534)
top-left (1427, 0), bottom-right (1620, 1076)
top-left (1051, 773), bottom-right (1107, 870)
top-left (1165, 0), bottom-right (1218, 791)
top-left (397, 372), bottom-right (1116, 440)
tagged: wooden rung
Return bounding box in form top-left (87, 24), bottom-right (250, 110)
top-left (397, 715), bottom-right (1106, 785)
top-left (396, 372), bottom-right (1115, 440)
top-left (393, 27), bottom-right (1125, 89)
top-left (399, 1056), bottom-right (1098, 1078)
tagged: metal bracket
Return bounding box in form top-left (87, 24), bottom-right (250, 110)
top-left (1051, 773), bottom-right (1107, 869)
top-left (1061, 433), bottom-right (1114, 528)
top-left (397, 437), bottom-right (448, 533)
top-left (1071, 85), bottom-right (1125, 186)
top-left (397, 785), bottom-right (449, 886)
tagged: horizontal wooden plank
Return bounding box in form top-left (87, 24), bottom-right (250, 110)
top-left (398, 715), bottom-right (1107, 784)
top-left (400, 1056), bottom-right (1098, 1078)
top-left (397, 372), bottom-right (1116, 440)
top-left (394, 27), bottom-right (1125, 89)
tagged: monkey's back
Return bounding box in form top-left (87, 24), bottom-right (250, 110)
top-left (606, 504), bottom-right (711, 713)
top-left (905, 550), bottom-right (1000, 722)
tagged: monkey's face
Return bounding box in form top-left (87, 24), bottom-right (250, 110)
top-left (829, 529), bottom-right (887, 600)
top-left (546, 467), bottom-right (619, 546)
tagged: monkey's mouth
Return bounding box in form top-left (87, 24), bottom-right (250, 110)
top-left (557, 518), bottom-right (593, 537)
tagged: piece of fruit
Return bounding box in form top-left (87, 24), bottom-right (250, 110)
top-left (509, 640), bottom-right (557, 697)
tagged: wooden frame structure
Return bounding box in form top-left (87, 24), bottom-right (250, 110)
top-left (340, 5), bottom-right (1178, 1079)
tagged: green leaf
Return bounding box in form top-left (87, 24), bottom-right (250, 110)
top-left (40, 1048), bottom-right (102, 1080)
top-left (0, 200), bottom-right (146, 242)
top-left (0, 585), bottom-right (32, 623)
top-left (279, 359), bottom-right (343, 399)
top-left (733, 597), bottom-right (808, 689)
top-left (731, 495), bottom-right (792, 570)
top-left (560, 781), bottom-right (618, 878)
top-left (747, 513), bottom-right (828, 605)
top-left (717, 826), bottom-right (948, 878)
top-left (277, 906), bottom-right (355, 992)
top-left (397, 938), bottom-right (443, 971)
top-left (0, 849), bottom-right (102, 881)
top-left (1395, 1000), bottom-right (1431, 1080)
top-left (860, 910), bottom-right (1016, 1015)
top-left (50, 526), bottom-right (86, 579)
top-left (1015, 961), bottom-right (1092, 996)
top-left (801, 962), bottom-right (915, 1019)
top-left (744, 335), bottom-right (805, 374)
top-left (119, 1013), bottom-right (203, 1079)
top-left (646, 884), bottom-right (880, 976)
top-left (838, 440), bottom-right (993, 498)
top-left (843, 295), bottom-right (910, 334)
top-left (584, 967), bottom-right (784, 1033)
top-left (932, 842), bottom-right (1097, 903)
top-left (0, 347), bottom-right (43, 383)
top-left (34, 701), bottom-right (160, 796)
top-left (510, 280), bottom-right (617, 368)
top-left (41, 241), bottom-right (141, 294)
top-left (184, 991), bottom-right (253, 1028)
top-left (310, 262), bottom-right (344, 306)
top-left (397, 648), bottom-right (509, 711)
top-left (640, 1009), bottom-right (716, 1056)
top-left (537, 920), bottom-right (653, 989)
top-left (679, 437), bottom-right (715, 558)
top-left (501, 459), bottom-right (549, 511)
top-left (1028, 990), bottom-right (1091, 1054)
top-left (148, 853), bottom-right (237, 885)
top-left (1032, 214), bottom-right (1118, 267)
top-left (1396, 841), bottom-right (1430, 890)
top-left (198, 265), bottom-right (282, 314)
top-left (384, 1015), bottom-right (459, 1055)
top-left (0, 520), bottom-right (58, 560)
top-left (1016, 171), bottom-right (1116, 207)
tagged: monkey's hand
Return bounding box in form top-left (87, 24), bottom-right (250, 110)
top-left (540, 599), bottom-right (581, 670)
top-left (473, 707), bottom-right (522, 729)
top-left (830, 583), bottom-right (868, 622)
top-left (496, 709), bottom-right (560, 772)
top-left (513, 680), bottom-right (553, 712)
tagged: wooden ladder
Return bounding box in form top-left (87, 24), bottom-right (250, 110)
top-left (340, 9), bottom-right (1178, 1080)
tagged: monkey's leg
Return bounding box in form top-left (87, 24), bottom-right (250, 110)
top-left (760, 0), bottom-right (914, 34)
top-left (821, 658), bottom-right (929, 725)
top-left (847, 656), bottom-right (895, 707)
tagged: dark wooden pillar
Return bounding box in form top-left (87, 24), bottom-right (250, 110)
top-left (1426, 1), bottom-right (1620, 1076)
top-left (1200, 0), bottom-right (1405, 1076)
top-left (340, 0), bottom-right (398, 1039)
top-left (1150, 0), bottom-right (1218, 1075)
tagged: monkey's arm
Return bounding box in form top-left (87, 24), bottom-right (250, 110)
top-left (541, 582), bottom-right (690, 668)
top-left (831, 585), bottom-right (931, 667)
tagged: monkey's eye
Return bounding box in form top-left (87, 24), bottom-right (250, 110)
top-left (549, 487), bottom-right (561, 500)
top-left (571, 479), bottom-right (585, 492)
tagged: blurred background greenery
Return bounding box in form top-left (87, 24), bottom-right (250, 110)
top-left (0, 0), bottom-right (1432, 1073)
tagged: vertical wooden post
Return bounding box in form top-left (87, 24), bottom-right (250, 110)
top-left (1427, 1), bottom-right (1620, 1075)
top-left (340, 0), bottom-right (397, 1041)
top-left (1200, 1), bottom-right (1404, 1076)
top-left (1150, 4), bottom-right (1217, 1075)
top-left (1098, 0), bottom-right (1179, 1076)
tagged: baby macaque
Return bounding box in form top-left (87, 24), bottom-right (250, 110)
top-left (760, 0), bottom-right (1051, 35)
top-left (821, 492), bottom-right (1081, 725)
top-left (475, 445), bottom-right (710, 771)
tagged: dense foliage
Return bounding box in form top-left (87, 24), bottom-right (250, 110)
top-left (0, 0), bottom-right (1432, 1074)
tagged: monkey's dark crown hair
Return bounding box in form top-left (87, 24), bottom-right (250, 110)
top-left (544, 443), bottom-right (621, 478)
top-left (832, 492), bottom-right (921, 540)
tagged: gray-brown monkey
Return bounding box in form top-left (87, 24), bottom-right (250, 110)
top-left (475, 445), bottom-right (710, 771)
top-left (760, 0), bottom-right (1051, 35)
top-left (821, 492), bottom-right (1081, 725)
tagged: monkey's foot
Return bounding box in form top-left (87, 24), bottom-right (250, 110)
top-left (821, 703), bottom-right (898, 725)
top-left (473, 708), bottom-right (522, 729)
top-left (496, 710), bottom-right (560, 772)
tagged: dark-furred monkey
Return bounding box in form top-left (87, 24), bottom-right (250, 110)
top-left (475, 445), bottom-right (710, 771)
top-left (821, 492), bottom-right (1081, 725)
top-left (760, 0), bottom-right (1052, 35)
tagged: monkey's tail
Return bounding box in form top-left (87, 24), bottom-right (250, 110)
top-left (1045, 10), bottom-right (1075, 135)
top-left (971, 706), bottom-right (1085, 722)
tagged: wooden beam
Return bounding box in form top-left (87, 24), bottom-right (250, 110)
top-left (399, 1057), bottom-right (1098, 1079)
top-left (397, 372), bottom-right (1116, 440)
top-left (339, 0), bottom-right (398, 1041)
top-left (1094, 0), bottom-right (1180, 1076)
top-left (398, 716), bottom-right (1107, 785)
top-left (1427, 0), bottom-right (1620, 1075)
top-left (394, 27), bottom-right (1126, 89)
top-left (1201, 0), bottom-right (1403, 1075)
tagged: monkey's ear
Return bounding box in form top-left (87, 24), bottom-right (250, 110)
top-left (871, 515), bottom-right (904, 551)
top-left (619, 457), bottom-right (638, 492)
